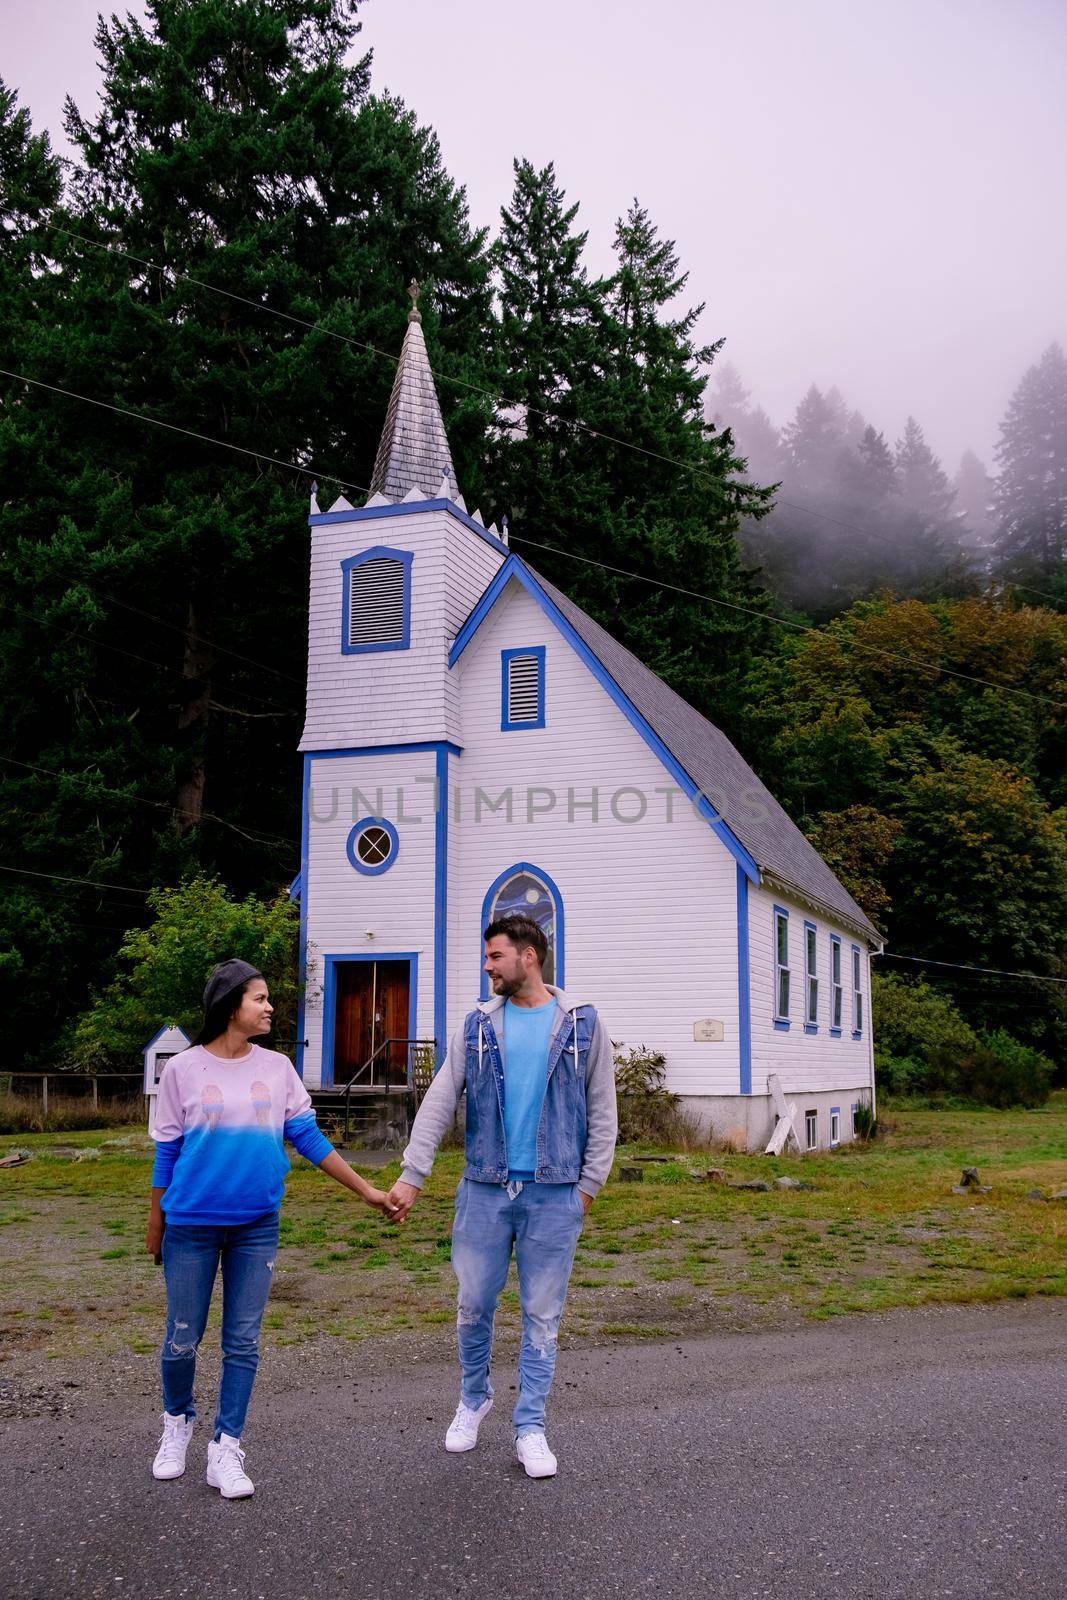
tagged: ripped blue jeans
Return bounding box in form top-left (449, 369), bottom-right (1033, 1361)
top-left (160, 1212), bottom-right (279, 1440)
top-left (452, 1178), bottom-right (585, 1437)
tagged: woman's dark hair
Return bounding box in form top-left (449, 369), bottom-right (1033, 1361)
top-left (192, 984), bottom-right (253, 1047)
top-left (483, 915), bottom-right (548, 968)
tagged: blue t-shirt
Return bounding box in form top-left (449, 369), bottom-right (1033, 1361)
top-left (502, 998), bottom-right (557, 1178)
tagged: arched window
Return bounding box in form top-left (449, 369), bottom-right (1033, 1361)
top-left (481, 863), bottom-right (564, 994)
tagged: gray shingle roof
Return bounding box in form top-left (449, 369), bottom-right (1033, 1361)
top-left (527, 563), bottom-right (882, 944)
top-left (368, 311), bottom-right (459, 503)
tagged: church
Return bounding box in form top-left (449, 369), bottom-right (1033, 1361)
top-left (293, 296), bottom-right (881, 1151)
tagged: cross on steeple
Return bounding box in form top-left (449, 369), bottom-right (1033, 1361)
top-left (407, 279), bottom-right (422, 324)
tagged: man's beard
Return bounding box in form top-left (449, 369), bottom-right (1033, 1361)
top-left (492, 972), bottom-right (523, 998)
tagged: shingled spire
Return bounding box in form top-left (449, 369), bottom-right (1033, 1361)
top-left (366, 283), bottom-right (460, 504)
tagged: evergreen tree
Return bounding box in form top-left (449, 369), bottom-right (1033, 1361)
top-left (0, 0), bottom-right (494, 1066)
top-left (953, 449), bottom-right (995, 560)
top-left (992, 342), bottom-right (1067, 586)
top-left (497, 199), bottom-right (772, 734)
top-left (489, 158), bottom-right (608, 539)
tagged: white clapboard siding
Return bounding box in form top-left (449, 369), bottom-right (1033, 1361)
top-left (301, 749), bottom-right (438, 1088)
top-left (301, 506), bottom-right (504, 752)
top-left (447, 581), bottom-right (743, 1097)
top-left (747, 880), bottom-right (874, 1100)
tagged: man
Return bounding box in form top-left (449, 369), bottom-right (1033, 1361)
top-left (387, 915), bottom-right (618, 1479)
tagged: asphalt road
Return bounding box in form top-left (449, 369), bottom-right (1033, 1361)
top-left (1, 1298), bottom-right (1064, 1600)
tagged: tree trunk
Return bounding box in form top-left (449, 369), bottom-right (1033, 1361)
top-left (174, 594), bottom-right (213, 834)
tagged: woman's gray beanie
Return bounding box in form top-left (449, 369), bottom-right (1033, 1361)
top-left (202, 958), bottom-right (263, 1016)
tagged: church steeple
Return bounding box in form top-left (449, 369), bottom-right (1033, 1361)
top-left (367, 282), bottom-right (460, 504)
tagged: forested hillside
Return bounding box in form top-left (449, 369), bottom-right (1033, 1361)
top-left (1, 0), bottom-right (1063, 1076)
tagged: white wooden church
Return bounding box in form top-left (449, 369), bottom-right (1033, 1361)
top-left (293, 297), bottom-right (881, 1150)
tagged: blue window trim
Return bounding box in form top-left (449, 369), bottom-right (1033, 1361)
top-left (500, 645), bottom-right (546, 730)
top-left (449, 556), bottom-right (759, 882)
top-left (340, 545), bottom-right (413, 655)
top-left (803, 918), bottom-right (819, 1032)
top-left (297, 741), bottom-right (460, 1080)
top-left (829, 934), bottom-right (843, 1037)
top-left (851, 942), bottom-right (864, 1037)
top-left (479, 862), bottom-right (565, 998)
top-left (310, 496), bottom-right (509, 560)
top-left (320, 952), bottom-right (418, 1089)
top-left (736, 865), bottom-right (752, 1094)
top-left (346, 815), bottom-right (399, 876)
top-left (829, 1105), bottom-right (841, 1146)
top-left (773, 904), bottom-right (790, 1028)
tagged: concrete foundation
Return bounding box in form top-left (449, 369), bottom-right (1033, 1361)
top-left (677, 1087), bottom-right (874, 1153)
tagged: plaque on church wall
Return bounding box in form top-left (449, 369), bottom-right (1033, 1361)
top-left (693, 1019), bottom-right (724, 1042)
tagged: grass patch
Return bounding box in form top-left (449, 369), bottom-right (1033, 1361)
top-left (0, 1096), bottom-right (1064, 1358)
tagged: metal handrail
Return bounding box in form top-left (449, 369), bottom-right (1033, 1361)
top-left (339, 1037), bottom-right (436, 1142)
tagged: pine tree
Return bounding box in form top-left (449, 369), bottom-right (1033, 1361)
top-left (492, 197), bottom-right (772, 731)
top-left (489, 158), bottom-right (608, 538)
top-left (992, 342), bottom-right (1067, 585)
top-left (953, 449), bottom-right (995, 559)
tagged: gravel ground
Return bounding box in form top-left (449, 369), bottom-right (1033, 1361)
top-left (0, 1297), bottom-right (1063, 1600)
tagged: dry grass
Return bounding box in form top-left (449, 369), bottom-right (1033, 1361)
top-left (0, 1095), bottom-right (1064, 1364)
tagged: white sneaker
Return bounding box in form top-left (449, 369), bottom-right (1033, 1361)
top-left (152, 1412), bottom-right (193, 1480)
top-left (444, 1396), bottom-right (493, 1453)
top-left (206, 1434), bottom-right (255, 1498)
top-left (516, 1430), bottom-right (558, 1478)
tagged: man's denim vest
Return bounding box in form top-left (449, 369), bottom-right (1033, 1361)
top-left (462, 1004), bottom-right (595, 1184)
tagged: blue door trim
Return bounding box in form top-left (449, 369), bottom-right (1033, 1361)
top-left (320, 952), bottom-right (419, 1089)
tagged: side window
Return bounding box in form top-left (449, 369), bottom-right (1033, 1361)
top-left (805, 1109), bottom-right (818, 1150)
top-left (341, 547), bottom-right (413, 654)
top-left (830, 936), bottom-right (843, 1033)
top-left (804, 921), bottom-right (818, 1027)
top-left (852, 945), bottom-right (864, 1035)
top-left (773, 907), bottom-right (790, 1023)
top-left (501, 647), bottom-right (546, 730)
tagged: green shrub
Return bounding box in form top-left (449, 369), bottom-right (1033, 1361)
top-left (614, 1044), bottom-right (683, 1143)
top-left (873, 973), bottom-right (1052, 1107)
top-left (933, 1031), bottom-right (1054, 1109)
top-left (66, 876), bottom-right (299, 1070)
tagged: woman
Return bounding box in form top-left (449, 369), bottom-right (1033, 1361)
top-left (146, 958), bottom-right (397, 1498)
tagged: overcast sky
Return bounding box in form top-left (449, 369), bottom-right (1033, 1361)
top-left (5, 0), bottom-right (1066, 468)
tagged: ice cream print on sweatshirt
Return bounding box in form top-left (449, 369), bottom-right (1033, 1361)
top-left (150, 1044), bottom-right (333, 1225)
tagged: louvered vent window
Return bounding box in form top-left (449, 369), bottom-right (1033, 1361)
top-left (348, 557), bottom-right (404, 647)
top-left (501, 647), bottom-right (545, 729)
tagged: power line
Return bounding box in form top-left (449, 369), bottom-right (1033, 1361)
top-left (45, 220), bottom-right (1067, 611)
top-left (509, 535), bottom-right (1067, 709)
top-left (0, 863), bottom-right (150, 895)
top-left (0, 595), bottom-right (297, 715)
top-left (0, 753), bottom-right (297, 850)
top-left (0, 366), bottom-right (366, 498)
top-left (3, 364), bottom-right (1061, 710)
top-left (874, 951), bottom-right (1066, 985)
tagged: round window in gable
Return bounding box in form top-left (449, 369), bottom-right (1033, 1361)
top-left (346, 816), bottom-right (399, 876)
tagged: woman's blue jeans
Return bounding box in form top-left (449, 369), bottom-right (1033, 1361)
top-left (160, 1212), bottom-right (279, 1440)
top-left (451, 1178), bottom-right (585, 1437)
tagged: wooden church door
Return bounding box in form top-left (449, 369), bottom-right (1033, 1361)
top-left (332, 961), bottom-right (410, 1086)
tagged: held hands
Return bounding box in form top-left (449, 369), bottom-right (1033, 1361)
top-left (384, 1179), bottom-right (421, 1223)
top-left (361, 1183), bottom-right (403, 1221)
